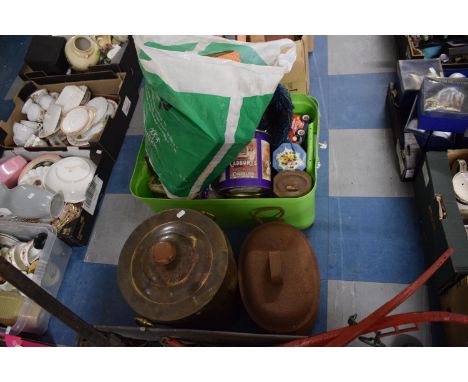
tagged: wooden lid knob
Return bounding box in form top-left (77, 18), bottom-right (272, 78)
top-left (151, 242), bottom-right (176, 265)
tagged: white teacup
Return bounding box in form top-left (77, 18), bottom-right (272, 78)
top-left (452, 159), bottom-right (468, 204)
top-left (27, 103), bottom-right (45, 122)
top-left (20, 120), bottom-right (42, 133)
top-left (13, 122), bottom-right (35, 146)
top-left (37, 94), bottom-right (54, 111)
top-left (21, 98), bottom-right (34, 114)
top-left (24, 134), bottom-right (48, 148)
top-left (30, 89), bottom-right (48, 103)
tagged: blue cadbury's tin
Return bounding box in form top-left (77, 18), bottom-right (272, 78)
top-left (216, 130), bottom-right (272, 197)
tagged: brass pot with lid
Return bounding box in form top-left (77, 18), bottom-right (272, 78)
top-left (117, 209), bottom-right (237, 328)
top-left (238, 208), bottom-right (320, 334)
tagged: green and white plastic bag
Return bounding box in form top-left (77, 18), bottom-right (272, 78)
top-left (134, 35), bottom-right (296, 199)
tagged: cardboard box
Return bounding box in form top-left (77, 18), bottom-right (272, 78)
top-left (439, 276), bottom-right (468, 346)
top-left (280, 36), bottom-right (310, 94)
top-left (414, 149), bottom-right (468, 292)
top-left (1, 147), bottom-right (114, 246)
top-left (0, 72), bottom-right (139, 162)
top-left (239, 35), bottom-right (311, 94)
top-left (20, 36), bottom-right (142, 91)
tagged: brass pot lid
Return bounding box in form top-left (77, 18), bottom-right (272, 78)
top-left (118, 209), bottom-right (230, 323)
top-left (273, 171), bottom-right (312, 198)
top-left (238, 222), bottom-right (320, 334)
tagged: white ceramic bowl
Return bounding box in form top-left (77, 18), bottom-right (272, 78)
top-left (44, 156), bottom-right (97, 203)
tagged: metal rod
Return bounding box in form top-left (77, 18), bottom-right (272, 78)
top-left (325, 247), bottom-right (454, 346)
top-left (0, 256), bottom-right (119, 347)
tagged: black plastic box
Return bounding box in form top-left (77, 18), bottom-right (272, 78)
top-left (20, 36), bottom-right (142, 92)
top-left (24, 36), bottom-right (69, 75)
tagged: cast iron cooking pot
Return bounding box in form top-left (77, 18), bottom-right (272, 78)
top-left (117, 208), bottom-right (237, 328)
top-left (238, 216), bottom-right (320, 334)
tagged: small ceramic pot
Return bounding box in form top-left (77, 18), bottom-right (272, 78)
top-left (65, 36), bottom-right (100, 71)
top-left (0, 183), bottom-right (64, 219)
top-left (27, 103), bottom-right (45, 122)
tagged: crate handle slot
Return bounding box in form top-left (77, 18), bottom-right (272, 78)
top-left (435, 194), bottom-right (447, 220)
top-left (251, 207), bottom-right (285, 224)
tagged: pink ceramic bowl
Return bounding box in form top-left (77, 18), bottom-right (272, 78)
top-left (0, 155), bottom-right (28, 188)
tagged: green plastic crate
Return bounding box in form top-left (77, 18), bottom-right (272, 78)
top-left (130, 93), bottom-right (320, 229)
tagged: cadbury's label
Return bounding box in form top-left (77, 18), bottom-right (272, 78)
top-left (230, 139), bottom-right (258, 179)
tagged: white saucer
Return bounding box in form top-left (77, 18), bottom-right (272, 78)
top-left (61, 106), bottom-right (95, 136)
top-left (87, 97), bottom-right (108, 124)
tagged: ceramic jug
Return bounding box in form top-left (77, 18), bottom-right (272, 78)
top-left (65, 36), bottom-right (100, 71)
top-left (0, 183), bottom-right (64, 219)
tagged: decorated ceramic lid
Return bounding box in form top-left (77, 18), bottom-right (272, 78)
top-left (44, 156), bottom-right (96, 203)
top-left (273, 171), bottom-right (312, 198)
top-left (272, 143), bottom-right (307, 172)
top-left (238, 222), bottom-right (320, 334)
top-left (118, 208), bottom-right (233, 323)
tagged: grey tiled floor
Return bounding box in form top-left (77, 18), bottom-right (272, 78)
top-left (328, 36), bottom-right (397, 75)
top-left (85, 194), bottom-right (155, 265)
top-left (329, 129), bottom-right (413, 197)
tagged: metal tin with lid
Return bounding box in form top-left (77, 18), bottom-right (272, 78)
top-left (216, 130), bottom-right (272, 197)
top-left (238, 218), bottom-right (320, 334)
top-left (117, 208), bottom-right (237, 327)
top-left (273, 170), bottom-right (312, 198)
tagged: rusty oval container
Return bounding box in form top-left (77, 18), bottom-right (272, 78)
top-left (118, 208), bottom-right (237, 328)
top-left (238, 221), bottom-right (320, 334)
